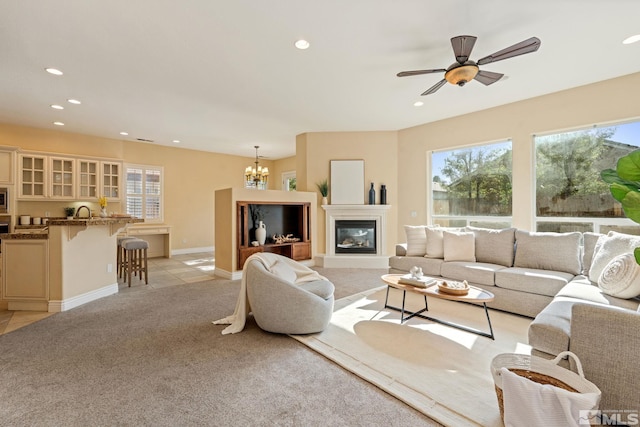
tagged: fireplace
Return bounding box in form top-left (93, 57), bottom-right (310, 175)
top-left (335, 220), bottom-right (376, 254)
top-left (321, 204), bottom-right (391, 268)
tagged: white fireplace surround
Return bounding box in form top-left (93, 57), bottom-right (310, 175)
top-left (319, 204), bottom-right (391, 268)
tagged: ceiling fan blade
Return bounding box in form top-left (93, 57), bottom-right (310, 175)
top-left (477, 37), bottom-right (541, 66)
top-left (397, 68), bottom-right (446, 77)
top-left (421, 79), bottom-right (447, 96)
top-left (451, 35), bottom-right (477, 64)
top-left (474, 70), bottom-right (504, 85)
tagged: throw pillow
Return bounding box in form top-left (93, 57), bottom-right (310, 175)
top-left (514, 230), bottom-right (581, 275)
top-left (270, 260), bottom-right (297, 283)
top-left (589, 231), bottom-right (640, 283)
top-left (598, 253), bottom-right (640, 299)
top-left (425, 226), bottom-right (445, 258)
top-left (466, 226), bottom-right (515, 266)
top-left (404, 225), bottom-right (427, 256)
top-left (443, 230), bottom-right (476, 262)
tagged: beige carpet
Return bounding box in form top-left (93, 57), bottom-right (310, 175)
top-left (291, 286), bottom-right (533, 427)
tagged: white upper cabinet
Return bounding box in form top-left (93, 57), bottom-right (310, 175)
top-left (0, 148), bottom-right (16, 184)
top-left (101, 161), bottom-right (121, 200)
top-left (49, 156), bottom-right (75, 199)
top-left (77, 159), bottom-right (99, 199)
top-left (19, 153), bottom-right (47, 198)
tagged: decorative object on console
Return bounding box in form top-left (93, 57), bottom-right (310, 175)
top-left (438, 280), bottom-right (470, 295)
top-left (380, 184), bottom-right (387, 204)
top-left (330, 159), bottom-right (365, 205)
top-left (256, 220), bottom-right (267, 246)
top-left (244, 145), bottom-right (269, 190)
top-left (272, 234), bottom-right (301, 244)
top-left (368, 182), bottom-right (375, 205)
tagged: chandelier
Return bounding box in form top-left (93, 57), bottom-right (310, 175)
top-left (244, 145), bottom-right (269, 190)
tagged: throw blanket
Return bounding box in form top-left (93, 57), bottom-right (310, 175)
top-left (213, 253), bottom-right (327, 334)
top-left (501, 367), bottom-right (600, 427)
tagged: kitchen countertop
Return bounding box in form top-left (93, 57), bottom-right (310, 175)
top-left (1, 217), bottom-right (143, 240)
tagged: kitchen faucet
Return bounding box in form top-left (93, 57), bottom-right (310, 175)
top-left (75, 205), bottom-right (91, 218)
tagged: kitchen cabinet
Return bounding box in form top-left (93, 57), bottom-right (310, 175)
top-left (101, 161), bottom-right (121, 200)
top-left (78, 159), bottom-right (99, 199)
top-left (50, 156), bottom-right (75, 199)
top-left (19, 153), bottom-right (47, 198)
top-left (1, 238), bottom-right (49, 311)
top-left (0, 148), bottom-right (16, 184)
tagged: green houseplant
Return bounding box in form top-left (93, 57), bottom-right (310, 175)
top-left (601, 149), bottom-right (640, 263)
top-left (64, 207), bottom-right (76, 219)
top-left (316, 179), bottom-right (329, 204)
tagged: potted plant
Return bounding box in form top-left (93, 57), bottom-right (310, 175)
top-left (64, 207), bottom-right (76, 219)
top-left (316, 179), bottom-right (329, 205)
top-left (601, 149), bottom-right (640, 263)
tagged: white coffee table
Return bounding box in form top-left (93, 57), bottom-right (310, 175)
top-left (381, 274), bottom-right (496, 340)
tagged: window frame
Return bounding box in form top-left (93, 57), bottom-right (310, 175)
top-left (124, 163), bottom-right (164, 224)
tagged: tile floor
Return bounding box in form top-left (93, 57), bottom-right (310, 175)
top-left (0, 251), bottom-right (216, 335)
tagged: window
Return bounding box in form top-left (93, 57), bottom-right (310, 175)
top-left (282, 171), bottom-right (296, 191)
top-left (125, 164), bottom-right (163, 222)
top-left (430, 140), bottom-right (512, 227)
top-left (534, 121), bottom-right (640, 233)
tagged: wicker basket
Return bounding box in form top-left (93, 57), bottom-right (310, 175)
top-left (490, 351), bottom-right (601, 422)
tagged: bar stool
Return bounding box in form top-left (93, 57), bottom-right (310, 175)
top-left (121, 238), bottom-right (149, 287)
top-left (117, 236), bottom-right (136, 277)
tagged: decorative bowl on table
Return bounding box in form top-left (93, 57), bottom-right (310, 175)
top-left (438, 280), bottom-right (470, 295)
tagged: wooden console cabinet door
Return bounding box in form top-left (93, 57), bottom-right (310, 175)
top-left (238, 246), bottom-right (264, 269)
top-left (291, 242), bottom-right (310, 261)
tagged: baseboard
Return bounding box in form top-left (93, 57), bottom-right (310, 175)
top-left (214, 268), bottom-right (243, 280)
top-left (171, 246), bottom-right (214, 256)
top-left (48, 283), bottom-right (119, 312)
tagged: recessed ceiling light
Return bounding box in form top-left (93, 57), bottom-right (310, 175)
top-left (45, 68), bottom-right (63, 76)
top-left (51, 104), bottom-right (64, 110)
top-left (120, 131), bottom-right (129, 136)
top-left (67, 99), bottom-right (81, 105)
top-left (623, 34), bottom-right (640, 44)
top-left (294, 39), bottom-right (310, 50)
top-left (172, 140), bottom-right (181, 144)
top-left (414, 101), bottom-right (424, 107)
top-left (53, 121), bottom-right (64, 126)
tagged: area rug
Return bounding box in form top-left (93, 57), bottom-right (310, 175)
top-left (290, 286), bottom-right (533, 427)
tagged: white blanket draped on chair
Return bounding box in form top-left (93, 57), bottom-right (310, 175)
top-left (212, 252), bottom-right (327, 334)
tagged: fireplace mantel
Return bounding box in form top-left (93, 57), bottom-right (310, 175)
top-left (319, 204), bottom-right (391, 268)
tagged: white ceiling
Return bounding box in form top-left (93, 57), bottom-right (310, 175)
top-left (1, 1), bottom-right (640, 160)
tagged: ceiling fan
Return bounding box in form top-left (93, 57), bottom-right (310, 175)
top-left (397, 35), bottom-right (541, 95)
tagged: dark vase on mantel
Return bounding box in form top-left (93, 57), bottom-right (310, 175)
top-left (369, 183), bottom-right (375, 205)
top-left (380, 184), bottom-right (387, 205)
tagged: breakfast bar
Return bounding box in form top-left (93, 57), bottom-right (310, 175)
top-left (1, 217), bottom-right (142, 312)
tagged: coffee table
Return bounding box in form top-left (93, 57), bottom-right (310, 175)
top-left (381, 274), bottom-right (496, 340)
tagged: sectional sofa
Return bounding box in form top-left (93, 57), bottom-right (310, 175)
top-left (389, 225), bottom-right (640, 410)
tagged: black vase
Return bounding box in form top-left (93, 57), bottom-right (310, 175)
top-left (380, 184), bottom-right (387, 205)
top-left (368, 183), bottom-right (375, 205)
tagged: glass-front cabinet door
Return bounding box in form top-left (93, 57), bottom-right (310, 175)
top-left (19, 154), bottom-right (47, 198)
top-left (78, 159), bottom-right (99, 199)
top-left (102, 161), bottom-right (121, 200)
top-left (50, 156), bottom-right (75, 199)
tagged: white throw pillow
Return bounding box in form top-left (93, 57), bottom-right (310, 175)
top-left (598, 253), bottom-right (640, 299)
top-left (404, 225), bottom-right (427, 256)
top-left (425, 227), bottom-right (444, 258)
top-left (589, 231), bottom-right (640, 283)
top-left (270, 260), bottom-right (297, 283)
top-left (443, 230), bottom-right (476, 262)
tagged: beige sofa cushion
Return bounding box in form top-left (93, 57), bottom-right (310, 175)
top-left (425, 227), bottom-right (445, 258)
top-left (443, 230), bottom-right (476, 262)
top-left (404, 225), bottom-right (428, 256)
top-left (388, 256), bottom-right (443, 277)
top-left (440, 261), bottom-right (506, 286)
top-left (466, 226), bottom-right (515, 267)
top-left (582, 232), bottom-right (602, 275)
top-left (589, 231), bottom-right (640, 283)
top-left (495, 267), bottom-right (574, 297)
top-left (514, 230), bottom-right (581, 275)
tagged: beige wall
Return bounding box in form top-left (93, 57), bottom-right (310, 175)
top-left (0, 123), bottom-right (287, 253)
top-left (296, 131), bottom-right (399, 254)
top-left (396, 72), bottom-right (640, 240)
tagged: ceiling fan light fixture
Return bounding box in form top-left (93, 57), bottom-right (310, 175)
top-left (445, 63), bottom-right (479, 86)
